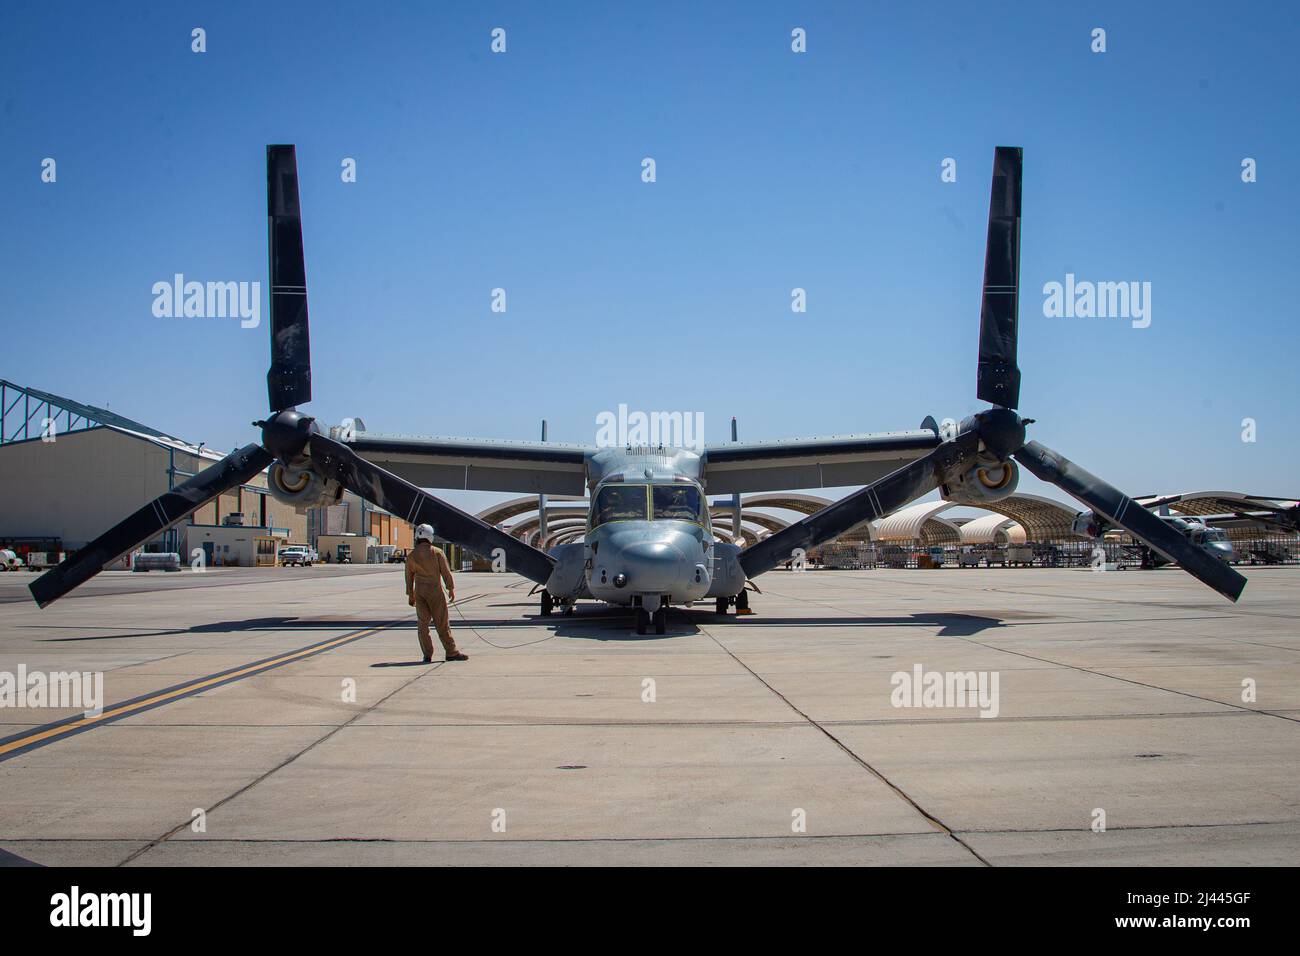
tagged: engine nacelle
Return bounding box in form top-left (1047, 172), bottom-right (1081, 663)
top-left (706, 542), bottom-right (746, 599)
top-left (944, 457), bottom-right (1019, 504)
top-left (267, 460), bottom-right (344, 511)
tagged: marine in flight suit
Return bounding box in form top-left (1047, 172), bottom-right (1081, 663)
top-left (405, 527), bottom-right (468, 662)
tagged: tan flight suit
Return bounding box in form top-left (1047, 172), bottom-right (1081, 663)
top-left (405, 541), bottom-right (459, 658)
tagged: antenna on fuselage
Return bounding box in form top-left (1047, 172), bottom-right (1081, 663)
top-left (731, 417), bottom-right (743, 546)
top-left (539, 420), bottom-right (548, 544)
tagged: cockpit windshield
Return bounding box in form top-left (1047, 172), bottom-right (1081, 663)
top-left (652, 485), bottom-right (705, 524)
top-left (592, 484), bottom-right (649, 526)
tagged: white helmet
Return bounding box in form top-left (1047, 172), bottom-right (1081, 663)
top-left (415, 523), bottom-right (435, 543)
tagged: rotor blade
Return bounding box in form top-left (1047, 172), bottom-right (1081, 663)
top-left (739, 431), bottom-right (980, 579)
top-left (976, 145), bottom-right (1023, 409)
top-left (29, 444), bottom-right (273, 608)
top-left (1014, 440), bottom-right (1246, 602)
top-left (267, 144), bottom-right (312, 411)
top-left (304, 433), bottom-right (556, 585)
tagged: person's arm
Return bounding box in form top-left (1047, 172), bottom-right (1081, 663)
top-left (405, 558), bottom-right (415, 605)
top-left (440, 550), bottom-right (455, 600)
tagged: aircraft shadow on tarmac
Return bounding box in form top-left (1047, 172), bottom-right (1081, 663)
top-left (30, 610), bottom-right (1007, 646)
top-left (34, 617), bottom-right (404, 642)
top-left (0, 847), bottom-right (41, 868)
top-left (464, 606), bottom-right (1009, 640)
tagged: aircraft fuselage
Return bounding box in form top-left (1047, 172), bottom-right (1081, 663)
top-left (542, 446), bottom-right (746, 620)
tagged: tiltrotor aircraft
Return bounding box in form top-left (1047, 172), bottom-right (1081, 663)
top-left (31, 145), bottom-right (1248, 632)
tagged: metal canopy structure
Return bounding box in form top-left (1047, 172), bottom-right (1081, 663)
top-left (960, 513), bottom-right (1028, 545)
top-left (871, 494), bottom-right (1082, 546)
top-left (475, 495), bottom-right (588, 527)
top-left (874, 500), bottom-right (965, 545)
top-left (1136, 491), bottom-right (1299, 517)
top-left (0, 380), bottom-right (179, 445)
top-left (969, 492), bottom-right (1082, 541)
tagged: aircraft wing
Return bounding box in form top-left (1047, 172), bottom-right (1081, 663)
top-left (702, 427), bottom-right (943, 494)
top-left (1202, 510), bottom-right (1300, 533)
top-left (345, 432), bottom-right (591, 495)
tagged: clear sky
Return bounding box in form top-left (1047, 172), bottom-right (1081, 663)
top-left (2, 2), bottom-right (1296, 514)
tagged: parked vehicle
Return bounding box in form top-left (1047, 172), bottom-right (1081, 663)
top-left (1005, 545), bottom-right (1035, 567)
top-left (0, 549), bottom-right (25, 571)
top-left (133, 552), bottom-right (182, 572)
top-left (279, 545), bottom-right (315, 567)
top-left (23, 551), bottom-right (66, 571)
top-left (386, 549), bottom-right (408, 564)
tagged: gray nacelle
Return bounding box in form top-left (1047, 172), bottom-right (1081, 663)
top-left (545, 543), bottom-right (592, 600)
top-left (943, 457), bottom-right (1019, 505)
top-left (267, 460), bottom-right (344, 511)
top-left (706, 542), bottom-right (746, 599)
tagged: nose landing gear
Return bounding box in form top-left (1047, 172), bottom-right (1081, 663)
top-left (635, 606), bottom-right (667, 635)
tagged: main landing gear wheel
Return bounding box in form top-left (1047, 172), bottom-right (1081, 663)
top-left (540, 590), bottom-right (553, 616)
top-left (735, 589), bottom-right (753, 615)
top-left (635, 608), bottom-right (649, 635)
top-left (653, 607), bottom-right (667, 635)
top-left (715, 597), bottom-right (728, 615)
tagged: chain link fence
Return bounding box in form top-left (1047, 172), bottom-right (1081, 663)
top-left (805, 536), bottom-right (1298, 570)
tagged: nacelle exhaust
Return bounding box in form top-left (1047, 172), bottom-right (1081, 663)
top-left (944, 457), bottom-right (1019, 504)
top-left (267, 460), bottom-right (343, 511)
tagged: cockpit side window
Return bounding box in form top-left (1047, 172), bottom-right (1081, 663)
top-left (592, 484), bottom-right (649, 527)
top-left (652, 485), bottom-right (705, 524)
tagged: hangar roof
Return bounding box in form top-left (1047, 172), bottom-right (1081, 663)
top-left (875, 500), bottom-right (960, 543)
top-left (0, 379), bottom-right (180, 445)
top-left (960, 513), bottom-right (1028, 545)
top-left (1136, 491), bottom-right (1299, 516)
top-left (872, 494), bottom-right (1083, 543)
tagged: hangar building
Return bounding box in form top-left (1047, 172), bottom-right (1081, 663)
top-left (0, 380), bottom-right (412, 566)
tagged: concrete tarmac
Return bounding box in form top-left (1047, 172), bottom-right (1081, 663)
top-left (0, 564), bottom-right (1297, 866)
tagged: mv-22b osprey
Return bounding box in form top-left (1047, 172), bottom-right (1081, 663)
top-left (30, 146), bottom-right (1248, 631)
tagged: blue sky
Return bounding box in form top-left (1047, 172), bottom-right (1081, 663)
top-left (2, 1), bottom-right (1296, 512)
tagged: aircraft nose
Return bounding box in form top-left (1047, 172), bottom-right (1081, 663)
top-left (617, 540), bottom-right (685, 591)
